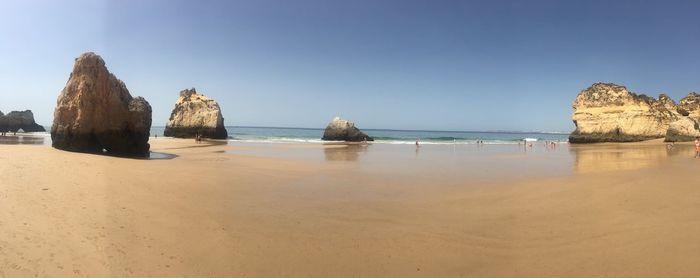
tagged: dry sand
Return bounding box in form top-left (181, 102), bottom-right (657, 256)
top-left (1, 138), bottom-right (700, 277)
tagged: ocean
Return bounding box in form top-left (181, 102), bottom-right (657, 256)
top-left (151, 126), bottom-right (570, 144)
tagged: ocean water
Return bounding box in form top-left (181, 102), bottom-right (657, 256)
top-left (151, 126), bottom-right (570, 144)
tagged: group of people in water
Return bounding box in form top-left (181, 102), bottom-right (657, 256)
top-left (391, 136), bottom-right (698, 158)
top-left (543, 140), bottom-right (558, 149)
top-left (414, 139), bottom-right (485, 147)
top-left (409, 138), bottom-right (562, 147)
top-left (516, 139), bottom-right (557, 148)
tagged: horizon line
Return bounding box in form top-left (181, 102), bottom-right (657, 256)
top-left (36, 123), bottom-right (573, 134)
top-left (145, 125), bottom-right (573, 135)
top-left (36, 123), bottom-right (572, 134)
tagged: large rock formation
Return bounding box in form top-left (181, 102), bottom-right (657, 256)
top-left (569, 83), bottom-right (680, 143)
top-left (0, 110), bottom-right (46, 132)
top-left (51, 52), bottom-right (152, 157)
top-left (322, 117), bottom-right (373, 142)
top-left (665, 117), bottom-right (700, 142)
top-left (666, 92), bottom-right (700, 141)
top-left (163, 88), bottom-right (228, 139)
top-left (569, 83), bottom-right (700, 143)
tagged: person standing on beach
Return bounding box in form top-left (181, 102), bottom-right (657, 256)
top-left (695, 137), bottom-right (700, 158)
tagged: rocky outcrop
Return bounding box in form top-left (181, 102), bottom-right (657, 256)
top-left (666, 92), bottom-right (700, 141)
top-left (677, 92), bottom-right (700, 118)
top-left (163, 88), bottom-right (228, 139)
top-left (665, 117), bottom-right (700, 142)
top-left (322, 117), bottom-right (373, 142)
top-left (0, 110), bottom-right (46, 132)
top-left (51, 52), bottom-right (152, 157)
top-left (569, 83), bottom-right (700, 143)
top-left (569, 83), bottom-right (681, 143)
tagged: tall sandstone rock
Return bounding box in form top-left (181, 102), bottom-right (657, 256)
top-left (51, 52), bottom-right (152, 156)
top-left (570, 83), bottom-right (700, 143)
top-left (0, 110), bottom-right (45, 132)
top-left (322, 117), bottom-right (373, 142)
top-left (666, 92), bottom-right (700, 141)
top-left (163, 88), bottom-right (228, 139)
top-left (665, 117), bottom-right (700, 142)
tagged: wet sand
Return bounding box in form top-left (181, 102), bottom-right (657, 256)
top-left (1, 138), bottom-right (700, 277)
top-left (0, 134), bottom-right (48, 145)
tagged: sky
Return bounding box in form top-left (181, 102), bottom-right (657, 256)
top-left (1, 0), bottom-right (699, 132)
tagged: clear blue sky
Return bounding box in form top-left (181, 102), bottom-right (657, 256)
top-left (1, 0), bottom-right (699, 132)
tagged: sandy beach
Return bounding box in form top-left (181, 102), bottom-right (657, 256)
top-left (2, 138), bottom-right (700, 277)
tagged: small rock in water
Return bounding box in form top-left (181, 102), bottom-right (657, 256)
top-left (321, 117), bottom-right (373, 142)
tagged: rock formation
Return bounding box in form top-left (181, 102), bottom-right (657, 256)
top-left (51, 52), bottom-right (152, 157)
top-left (163, 88), bottom-right (228, 139)
top-left (322, 117), bottom-right (373, 142)
top-left (569, 83), bottom-right (680, 143)
top-left (570, 83), bottom-right (700, 143)
top-left (666, 92), bottom-right (700, 141)
top-left (677, 92), bottom-right (700, 118)
top-left (0, 110), bottom-right (46, 132)
top-left (665, 117), bottom-right (700, 142)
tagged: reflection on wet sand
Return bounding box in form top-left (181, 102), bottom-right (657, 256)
top-left (147, 152), bottom-right (178, 160)
top-left (158, 139), bottom-right (228, 150)
top-left (0, 135), bottom-right (46, 145)
top-left (323, 144), bottom-right (368, 161)
top-left (570, 144), bottom-right (696, 174)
